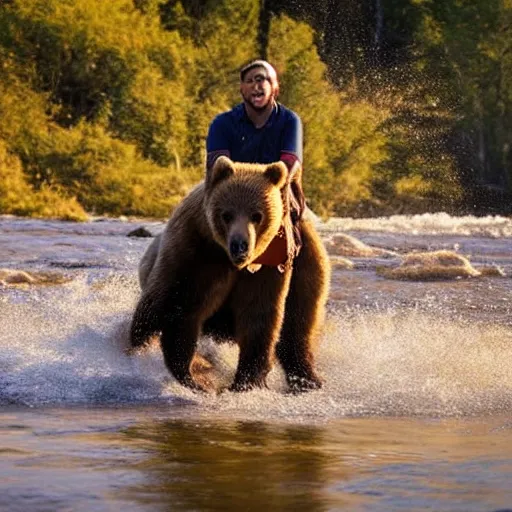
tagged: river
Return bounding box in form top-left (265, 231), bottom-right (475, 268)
top-left (1, 213), bottom-right (512, 511)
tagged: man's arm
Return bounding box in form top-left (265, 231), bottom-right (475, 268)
top-left (206, 115), bottom-right (231, 173)
top-left (279, 110), bottom-right (303, 171)
top-left (280, 112), bottom-right (305, 223)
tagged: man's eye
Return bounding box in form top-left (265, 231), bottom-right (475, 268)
top-left (244, 75), bottom-right (268, 84)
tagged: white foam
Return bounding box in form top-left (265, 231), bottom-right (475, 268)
top-left (1, 276), bottom-right (512, 418)
top-left (0, 276), bottom-right (170, 405)
top-left (322, 212), bottom-right (512, 237)
top-left (4, 212), bottom-right (512, 239)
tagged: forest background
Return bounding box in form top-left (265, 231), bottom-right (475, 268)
top-left (0, 0), bottom-right (511, 221)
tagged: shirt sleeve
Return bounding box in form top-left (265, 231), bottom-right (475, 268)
top-left (279, 111), bottom-right (306, 225)
top-left (206, 114), bottom-right (231, 170)
top-left (280, 111), bottom-right (303, 167)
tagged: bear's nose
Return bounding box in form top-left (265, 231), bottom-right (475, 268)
top-left (229, 237), bottom-right (249, 261)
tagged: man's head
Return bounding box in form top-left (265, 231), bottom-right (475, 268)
top-left (240, 60), bottom-right (279, 112)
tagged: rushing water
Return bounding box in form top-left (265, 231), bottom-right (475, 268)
top-left (1, 213), bottom-right (512, 511)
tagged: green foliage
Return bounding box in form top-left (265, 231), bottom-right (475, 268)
top-left (0, 0), bottom-right (263, 219)
top-left (0, 0), bottom-right (199, 218)
top-left (163, 0), bottom-right (260, 166)
top-left (25, 119), bottom-right (196, 217)
top-left (268, 15), bottom-right (391, 216)
top-left (0, 0), bottom-right (508, 219)
top-left (0, 39), bottom-right (194, 218)
top-left (0, 140), bottom-right (87, 220)
top-left (409, 0), bottom-right (512, 192)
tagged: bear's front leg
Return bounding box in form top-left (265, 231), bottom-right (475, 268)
top-left (276, 221), bottom-right (331, 393)
top-left (158, 265), bottom-right (235, 392)
top-left (229, 267), bottom-right (292, 392)
top-left (129, 293), bottom-right (164, 352)
top-left (160, 312), bottom-right (206, 392)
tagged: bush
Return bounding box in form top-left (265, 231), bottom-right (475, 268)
top-left (0, 140), bottom-right (87, 220)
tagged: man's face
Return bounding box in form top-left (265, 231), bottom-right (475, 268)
top-left (240, 66), bottom-right (275, 111)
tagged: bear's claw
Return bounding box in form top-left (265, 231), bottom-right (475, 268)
top-left (287, 374), bottom-right (323, 394)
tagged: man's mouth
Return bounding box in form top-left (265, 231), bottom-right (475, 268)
top-left (251, 92), bottom-right (266, 104)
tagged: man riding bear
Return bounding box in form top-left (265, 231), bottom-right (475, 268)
top-left (129, 60), bottom-right (330, 393)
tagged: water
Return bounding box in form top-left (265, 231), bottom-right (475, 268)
top-left (1, 213), bottom-right (512, 511)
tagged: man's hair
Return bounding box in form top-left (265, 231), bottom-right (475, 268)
top-left (240, 59), bottom-right (279, 95)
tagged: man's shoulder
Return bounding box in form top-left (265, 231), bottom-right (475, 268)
top-left (212, 104), bottom-right (244, 125)
top-left (277, 103), bottom-right (302, 124)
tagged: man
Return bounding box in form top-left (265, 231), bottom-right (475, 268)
top-left (206, 59), bottom-right (305, 268)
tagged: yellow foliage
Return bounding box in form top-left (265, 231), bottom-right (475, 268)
top-left (0, 0), bottom-right (469, 219)
top-left (395, 175), bottom-right (431, 196)
top-left (0, 140), bottom-right (87, 220)
top-left (268, 15), bottom-right (391, 215)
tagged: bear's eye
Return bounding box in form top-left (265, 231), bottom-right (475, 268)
top-left (251, 212), bottom-right (263, 224)
top-left (221, 211), bottom-right (234, 224)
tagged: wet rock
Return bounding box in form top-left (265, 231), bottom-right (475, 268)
top-left (479, 266), bottom-right (506, 277)
top-left (325, 233), bottom-right (397, 258)
top-left (376, 250), bottom-right (505, 281)
top-left (0, 270), bottom-right (36, 285)
top-left (0, 268), bottom-right (72, 286)
top-left (330, 255), bottom-right (354, 270)
top-left (127, 227), bottom-right (153, 238)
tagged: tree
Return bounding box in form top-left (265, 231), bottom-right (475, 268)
top-left (268, 15), bottom-right (390, 216)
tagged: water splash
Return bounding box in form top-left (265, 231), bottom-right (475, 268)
top-left (323, 212), bottom-right (512, 237)
top-left (1, 274), bottom-right (511, 418)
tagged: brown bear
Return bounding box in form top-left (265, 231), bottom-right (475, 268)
top-left (129, 156), bottom-right (330, 393)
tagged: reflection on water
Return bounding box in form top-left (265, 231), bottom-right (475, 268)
top-left (2, 408), bottom-right (512, 512)
top-left (80, 415), bottom-right (512, 511)
top-left (123, 420), bottom-right (337, 511)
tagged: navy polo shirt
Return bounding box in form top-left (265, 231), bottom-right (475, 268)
top-left (206, 103), bottom-right (303, 167)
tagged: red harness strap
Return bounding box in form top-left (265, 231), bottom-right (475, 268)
top-left (253, 226), bottom-right (288, 267)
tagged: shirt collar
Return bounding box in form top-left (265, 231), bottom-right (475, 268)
top-left (236, 102), bottom-right (279, 128)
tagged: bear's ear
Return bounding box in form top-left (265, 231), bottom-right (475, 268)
top-left (264, 161), bottom-right (288, 189)
top-left (208, 156), bottom-right (235, 189)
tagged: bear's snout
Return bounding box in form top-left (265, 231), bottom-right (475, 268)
top-left (229, 236), bottom-right (249, 264)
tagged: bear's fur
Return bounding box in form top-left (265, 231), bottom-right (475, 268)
top-left (130, 156), bottom-right (330, 393)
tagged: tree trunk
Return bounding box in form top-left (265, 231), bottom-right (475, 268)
top-left (258, 0), bottom-right (271, 59)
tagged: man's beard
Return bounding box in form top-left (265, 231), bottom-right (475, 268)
top-left (244, 93), bottom-right (273, 112)
top-left (249, 102), bottom-right (269, 112)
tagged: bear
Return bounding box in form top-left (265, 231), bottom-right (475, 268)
top-left (129, 156), bottom-right (331, 393)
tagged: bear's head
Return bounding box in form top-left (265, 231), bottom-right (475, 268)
top-left (205, 156), bottom-right (288, 269)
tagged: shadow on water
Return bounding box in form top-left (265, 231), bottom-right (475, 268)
top-left (3, 407), bottom-right (512, 511)
top-left (113, 415), bottom-right (512, 512)
top-left (122, 420), bottom-right (337, 511)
